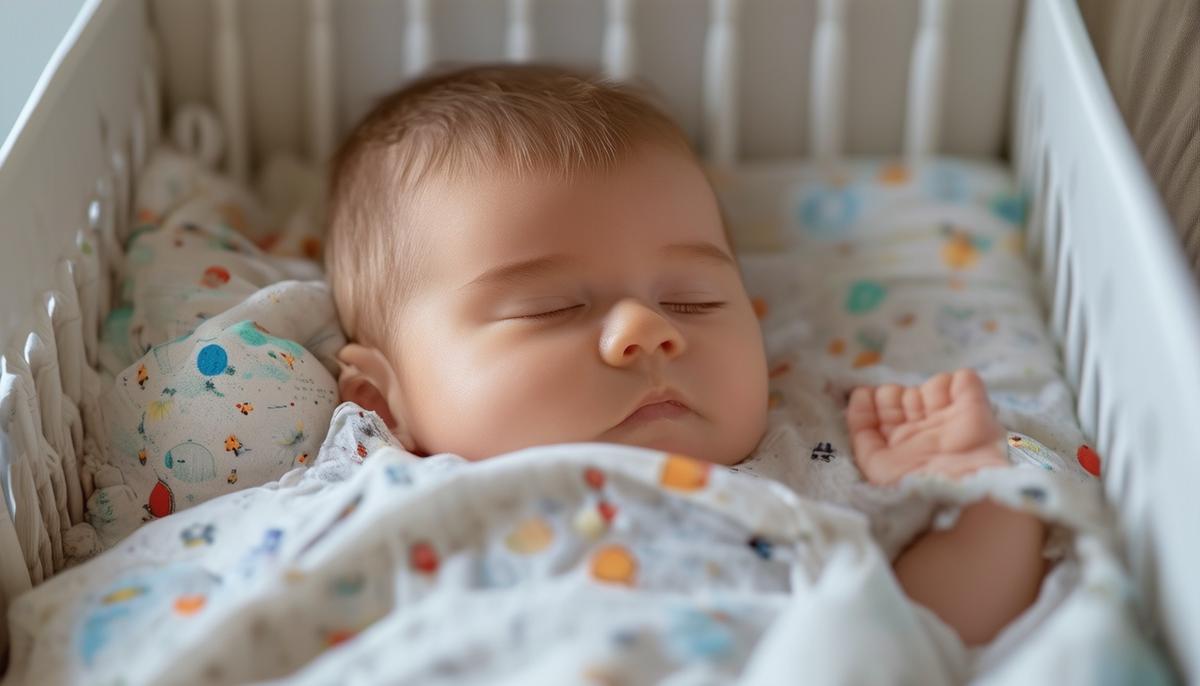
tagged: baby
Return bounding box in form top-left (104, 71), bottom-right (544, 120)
top-left (324, 64), bottom-right (1046, 646)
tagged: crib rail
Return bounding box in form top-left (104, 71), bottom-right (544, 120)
top-left (1015, 0), bottom-right (1200, 678)
top-left (192, 0), bottom-right (1017, 171)
top-left (0, 0), bottom-right (159, 668)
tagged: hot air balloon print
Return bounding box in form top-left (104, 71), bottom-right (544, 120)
top-left (143, 478), bottom-right (175, 519)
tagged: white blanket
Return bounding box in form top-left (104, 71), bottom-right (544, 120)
top-left (2, 403), bottom-right (1167, 685)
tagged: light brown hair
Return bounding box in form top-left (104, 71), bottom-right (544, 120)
top-left (325, 63), bottom-right (698, 349)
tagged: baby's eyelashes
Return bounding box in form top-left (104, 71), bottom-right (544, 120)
top-left (663, 302), bottom-right (726, 314)
top-left (512, 301), bottom-right (727, 321)
top-left (516, 304), bottom-right (585, 320)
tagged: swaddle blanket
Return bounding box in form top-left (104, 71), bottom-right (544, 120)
top-left (78, 148), bottom-right (344, 554)
top-left (1, 404), bottom-right (1168, 685)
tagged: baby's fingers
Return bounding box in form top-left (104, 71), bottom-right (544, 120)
top-left (920, 372), bottom-right (953, 411)
top-left (949, 368), bottom-right (988, 402)
top-left (874, 384), bottom-right (906, 439)
top-left (849, 388), bottom-right (888, 462)
top-left (901, 388), bottom-right (924, 423)
top-left (846, 387), bottom-right (880, 434)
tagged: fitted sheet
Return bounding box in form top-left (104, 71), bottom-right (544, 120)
top-left (713, 158), bottom-right (1088, 464)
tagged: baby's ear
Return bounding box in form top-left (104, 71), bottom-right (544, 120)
top-left (335, 343), bottom-right (417, 451)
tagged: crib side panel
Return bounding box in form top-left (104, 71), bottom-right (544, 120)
top-left (1015, 0), bottom-right (1200, 678)
top-left (0, 0), bottom-right (156, 670)
top-left (148, 0), bottom-right (1019, 170)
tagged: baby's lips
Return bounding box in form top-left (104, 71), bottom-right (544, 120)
top-left (612, 386), bottom-right (695, 429)
top-left (616, 399), bottom-right (691, 428)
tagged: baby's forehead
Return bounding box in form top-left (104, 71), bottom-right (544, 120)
top-left (375, 147), bottom-right (728, 282)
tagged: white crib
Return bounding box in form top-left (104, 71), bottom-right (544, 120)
top-left (0, 0), bottom-right (1197, 679)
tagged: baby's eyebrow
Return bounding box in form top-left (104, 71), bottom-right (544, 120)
top-left (660, 241), bottom-right (737, 268)
top-left (461, 254), bottom-right (576, 291)
top-left (460, 241), bottom-right (735, 292)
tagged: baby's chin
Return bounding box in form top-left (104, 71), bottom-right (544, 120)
top-left (626, 405), bottom-right (768, 466)
top-left (605, 431), bottom-right (754, 467)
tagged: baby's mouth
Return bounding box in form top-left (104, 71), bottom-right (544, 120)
top-left (614, 391), bottom-right (693, 430)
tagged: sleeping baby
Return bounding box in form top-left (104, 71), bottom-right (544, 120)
top-left (325, 64), bottom-right (1048, 647)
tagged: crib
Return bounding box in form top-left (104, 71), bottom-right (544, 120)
top-left (1, 0), bottom-right (1197, 680)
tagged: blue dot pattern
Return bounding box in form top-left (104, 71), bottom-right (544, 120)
top-left (196, 344), bottom-right (228, 376)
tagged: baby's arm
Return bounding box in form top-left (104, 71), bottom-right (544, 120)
top-left (846, 370), bottom-right (1048, 646)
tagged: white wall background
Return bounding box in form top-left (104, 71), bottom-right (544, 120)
top-left (0, 0), bottom-right (90, 152)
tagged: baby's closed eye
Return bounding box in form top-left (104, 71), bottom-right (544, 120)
top-left (661, 301), bottom-right (726, 314)
top-left (513, 301), bottom-right (726, 321)
top-left (516, 304), bottom-right (585, 320)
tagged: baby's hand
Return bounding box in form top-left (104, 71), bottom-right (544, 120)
top-left (846, 369), bottom-right (1008, 486)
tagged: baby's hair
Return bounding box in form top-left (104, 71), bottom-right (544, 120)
top-left (325, 63), bottom-right (699, 350)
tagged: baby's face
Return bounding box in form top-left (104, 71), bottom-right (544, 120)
top-left (387, 144), bottom-right (769, 464)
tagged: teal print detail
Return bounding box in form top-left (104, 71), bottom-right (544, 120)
top-left (845, 280), bottom-right (887, 314)
top-left (330, 573), bottom-right (366, 597)
top-left (237, 322), bottom-right (269, 346)
top-left (101, 307), bottom-right (134, 362)
top-left (990, 191), bottom-right (1028, 226)
top-left (233, 320), bottom-right (305, 356)
top-left (127, 244), bottom-right (155, 265)
top-left (164, 441), bottom-right (218, 483)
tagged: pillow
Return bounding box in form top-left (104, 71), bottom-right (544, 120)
top-left (82, 148), bottom-right (345, 551)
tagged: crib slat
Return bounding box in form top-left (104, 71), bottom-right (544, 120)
top-left (1063, 256), bottom-right (1086, 387)
top-left (507, 0), bottom-right (535, 62)
top-left (143, 41), bottom-right (161, 155)
top-left (1076, 338), bottom-right (1100, 441)
top-left (130, 108), bottom-right (146, 195)
top-left (108, 146), bottom-right (130, 246)
top-left (138, 46), bottom-right (161, 173)
top-left (212, 0), bottom-right (249, 182)
top-left (1014, 50), bottom-right (1040, 192)
top-left (603, 0), bottom-right (637, 81)
top-left (130, 31), bottom-right (161, 198)
top-left (306, 0), bottom-right (337, 163)
top-left (89, 182), bottom-right (118, 327)
top-left (703, 0), bottom-right (740, 166)
top-left (405, 0), bottom-right (434, 78)
top-left (1026, 144), bottom-right (1051, 267)
top-left (1038, 163), bottom-right (1061, 305)
top-left (903, 0), bottom-right (949, 164)
top-left (1049, 198), bottom-right (1073, 343)
top-left (809, 0), bottom-right (846, 163)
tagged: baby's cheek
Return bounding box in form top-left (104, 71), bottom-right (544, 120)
top-left (437, 346), bottom-right (583, 458)
top-left (401, 344), bottom-right (501, 459)
top-left (713, 325), bottom-right (770, 454)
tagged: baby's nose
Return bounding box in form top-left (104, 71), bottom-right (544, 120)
top-left (600, 298), bottom-right (687, 367)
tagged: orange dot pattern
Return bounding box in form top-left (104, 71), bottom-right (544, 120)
top-left (660, 454), bottom-right (711, 492)
top-left (590, 545), bottom-right (637, 585)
